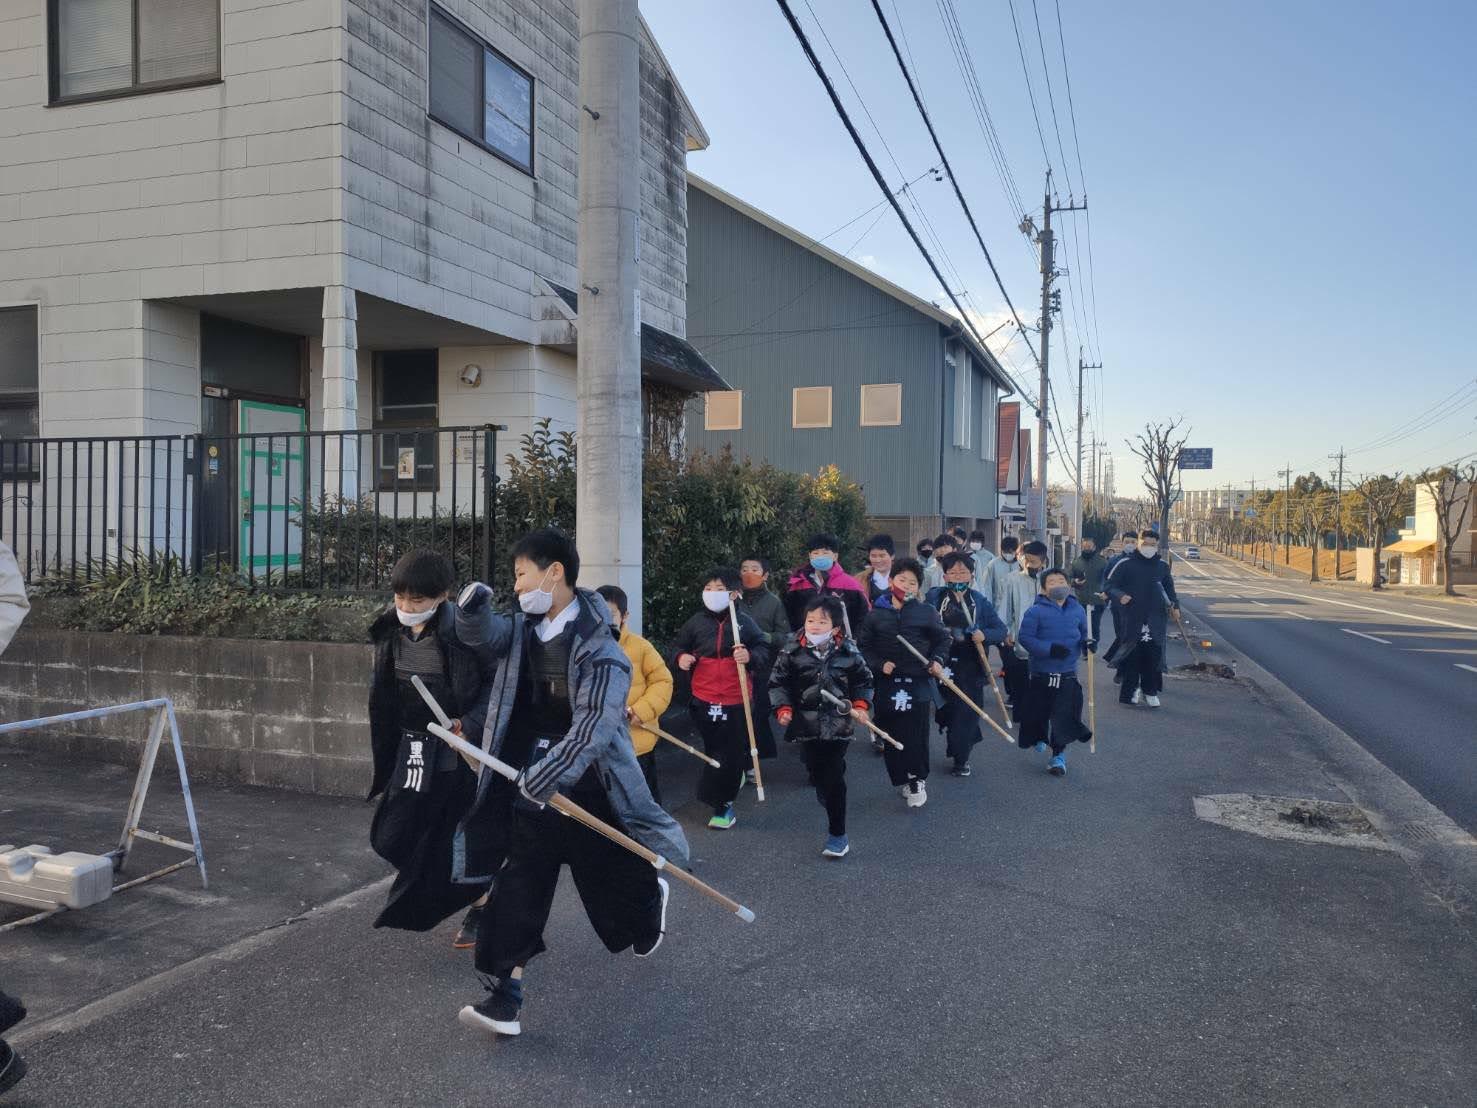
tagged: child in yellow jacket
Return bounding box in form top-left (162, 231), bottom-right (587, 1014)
top-left (597, 585), bottom-right (674, 804)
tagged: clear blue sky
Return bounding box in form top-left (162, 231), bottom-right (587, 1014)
top-left (642, 0), bottom-right (1477, 495)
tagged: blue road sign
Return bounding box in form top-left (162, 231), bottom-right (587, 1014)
top-left (1178, 448), bottom-right (1213, 470)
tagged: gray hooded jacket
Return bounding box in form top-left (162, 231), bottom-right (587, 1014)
top-left (451, 588), bottom-right (690, 881)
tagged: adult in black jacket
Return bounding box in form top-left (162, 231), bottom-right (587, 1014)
top-left (367, 555), bottom-right (499, 933)
top-left (1102, 531), bottom-right (1137, 660)
top-left (1105, 531), bottom-right (1179, 706)
top-left (858, 558), bottom-right (950, 808)
top-left (770, 595), bottom-right (875, 858)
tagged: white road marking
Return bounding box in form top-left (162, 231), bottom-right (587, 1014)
top-left (1342, 628), bottom-right (1392, 645)
top-left (1284, 611), bottom-right (1314, 621)
top-left (1456, 663), bottom-right (1477, 675)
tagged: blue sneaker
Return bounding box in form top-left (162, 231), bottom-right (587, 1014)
top-left (821, 835), bottom-right (849, 859)
top-left (1033, 741), bottom-right (1048, 754)
top-left (1048, 753), bottom-right (1066, 777)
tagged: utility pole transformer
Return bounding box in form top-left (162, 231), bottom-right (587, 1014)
top-left (1030, 171), bottom-right (1087, 540)
top-left (575, 0), bottom-right (644, 626)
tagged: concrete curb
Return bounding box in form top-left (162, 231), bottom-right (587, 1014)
top-left (1177, 577), bottom-right (1477, 934)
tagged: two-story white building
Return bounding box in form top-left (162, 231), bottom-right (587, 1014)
top-left (0, 0), bottom-right (719, 581)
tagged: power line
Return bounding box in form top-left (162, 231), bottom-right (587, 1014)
top-left (1030, 0), bottom-right (1074, 198)
top-left (1006, 0), bottom-right (1054, 176)
top-left (1052, 0), bottom-right (1103, 360)
top-left (870, 0), bottom-right (1040, 368)
top-left (774, 0), bottom-right (1036, 407)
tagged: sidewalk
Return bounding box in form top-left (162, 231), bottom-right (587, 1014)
top-left (6, 630), bottom-right (1475, 1105)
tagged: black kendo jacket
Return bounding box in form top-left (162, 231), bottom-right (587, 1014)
top-left (768, 630), bottom-right (875, 742)
top-left (366, 601), bottom-right (498, 801)
top-left (858, 594), bottom-right (952, 679)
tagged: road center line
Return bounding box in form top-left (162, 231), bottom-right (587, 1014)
top-left (1342, 628), bottom-right (1392, 645)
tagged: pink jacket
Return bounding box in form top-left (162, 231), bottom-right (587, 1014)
top-left (787, 561), bottom-right (865, 598)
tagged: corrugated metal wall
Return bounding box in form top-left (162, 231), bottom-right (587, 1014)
top-left (684, 185), bottom-right (943, 517)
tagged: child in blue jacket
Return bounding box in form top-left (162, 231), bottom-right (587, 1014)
top-left (1016, 567), bottom-right (1092, 777)
top-left (926, 552), bottom-right (1008, 777)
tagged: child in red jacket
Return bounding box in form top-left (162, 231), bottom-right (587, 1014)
top-left (670, 567), bottom-right (771, 829)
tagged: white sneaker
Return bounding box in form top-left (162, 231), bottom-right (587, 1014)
top-left (905, 780), bottom-right (927, 808)
top-left (1131, 689), bottom-right (1143, 705)
top-left (1145, 695), bottom-right (1161, 708)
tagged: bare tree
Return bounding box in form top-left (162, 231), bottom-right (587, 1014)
top-left (1416, 461), bottom-right (1477, 596)
top-left (1296, 488), bottom-right (1339, 583)
top-left (1355, 473), bottom-right (1408, 590)
top-left (1128, 419), bottom-right (1190, 547)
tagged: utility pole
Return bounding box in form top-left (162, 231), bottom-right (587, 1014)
top-left (1278, 464), bottom-right (1292, 565)
top-left (1073, 350), bottom-right (1102, 560)
top-left (575, 0), bottom-right (643, 625)
top-left (1250, 477), bottom-right (1257, 565)
top-left (1329, 447), bottom-right (1346, 581)
top-left (1026, 170), bottom-right (1087, 540)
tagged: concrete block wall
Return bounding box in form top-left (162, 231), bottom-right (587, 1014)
top-left (0, 0), bottom-right (342, 438)
top-left (0, 630), bottom-right (374, 797)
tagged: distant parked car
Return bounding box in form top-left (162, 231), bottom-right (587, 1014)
top-left (1185, 546), bottom-right (1201, 560)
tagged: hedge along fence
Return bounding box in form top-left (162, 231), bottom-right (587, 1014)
top-left (27, 421), bottom-right (870, 648)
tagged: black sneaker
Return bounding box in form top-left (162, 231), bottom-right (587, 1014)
top-left (0, 1041), bottom-right (26, 1096)
top-left (950, 761), bottom-right (971, 777)
top-left (633, 876), bottom-right (669, 958)
top-left (458, 981), bottom-right (522, 1038)
top-left (452, 905), bottom-right (482, 950)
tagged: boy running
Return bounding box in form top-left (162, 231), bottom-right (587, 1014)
top-left (785, 533), bottom-right (871, 635)
top-left (994, 539), bottom-right (1049, 718)
top-left (921, 533), bottom-right (956, 593)
top-left (926, 552), bottom-right (1008, 777)
top-left (769, 595), bottom-right (874, 858)
top-left (863, 533), bottom-right (896, 605)
top-left (1016, 568), bottom-right (1092, 776)
top-left (450, 529), bottom-right (687, 1039)
top-left (670, 567), bottom-right (771, 829)
top-left (1106, 530), bottom-right (1178, 707)
top-left (859, 557), bottom-right (951, 808)
top-left (738, 556), bottom-right (789, 761)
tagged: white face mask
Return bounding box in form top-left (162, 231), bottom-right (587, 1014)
top-left (969, 542), bottom-right (982, 552)
top-left (702, 589), bottom-right (731, 614)
top-left (1123, 541), bottom-right (1137, 553)
top-left (396, 606), bottom-right (436, 628)
top-left (517, 568), bottom-right (555, 615)
top-left (805, 630), bottom-right (832, 647)
top-left (1002, 553), bottom-right (1017, 563)
top-left (1138, 544), bottom-right (1158, 558)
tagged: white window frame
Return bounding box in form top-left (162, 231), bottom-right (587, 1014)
top-left (792, 386), bottom-right (832, 430)
top-left (980, 377), bottom-right (996, 460)
top-left (859, 383), bottom-right (902, 427)
top-left (704, 390), bottom-right (743, 431)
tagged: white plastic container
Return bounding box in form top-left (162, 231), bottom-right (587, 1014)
top-left (0, 844), bottom-right (115, 911)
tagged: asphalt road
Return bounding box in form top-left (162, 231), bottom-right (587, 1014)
top-left (1175, 549), bottom-right (1477, 836)
top-left (12, 656), bottom-right (1477, 1106)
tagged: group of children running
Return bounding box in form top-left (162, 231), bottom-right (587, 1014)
top-left (367, 524), bottom-right (1177, 1042)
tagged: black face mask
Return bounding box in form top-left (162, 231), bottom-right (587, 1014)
top-left (1027, 566), bottom-right (1040, 578)
top-left (920, 549), bottom-right (933, 560)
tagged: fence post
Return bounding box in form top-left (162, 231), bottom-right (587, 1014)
top-left (482, 424), bottom-right (496, 590)
top-left (189, 434), bottom-right (205, 576)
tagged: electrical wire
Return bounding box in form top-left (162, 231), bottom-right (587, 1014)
top-left (870, 0), bottom-right (1040, 369)
top-left (1006, 0), bottom-right (1054, 177)
top-left (1030, 0), bottom-right (1074, 198)
top-left (775, 0), bottom-right (1036, 406)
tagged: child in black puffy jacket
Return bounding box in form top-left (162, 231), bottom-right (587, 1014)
top-left (769, 595), bottom-right (874, 859)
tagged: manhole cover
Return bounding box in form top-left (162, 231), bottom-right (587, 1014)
top-left (1192, 794), bottom-right (1396, 852)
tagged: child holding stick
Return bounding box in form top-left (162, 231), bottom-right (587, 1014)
top-left (1016, 568), bottom-right (1093, 776)
top-left (925, 552), bottom-right (1009, 777)
top-left (858, 557), bottom-right (951, 809)
top-left (769, 595), bottom-right (874, 858)
top-left (670, 567), bottom-right (771, 829)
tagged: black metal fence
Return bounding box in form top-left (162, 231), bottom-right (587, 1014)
top-left (0, 425), bottom-right (501, 592)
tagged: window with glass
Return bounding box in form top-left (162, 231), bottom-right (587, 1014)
top-left (374, 350), bottom-right (439, 490)
top-left (0, 307), bottom-right (40, 480)
top-left (428, 5), bottom-right (535, 174)
top-left (49, 0), bottom-right (221, 104)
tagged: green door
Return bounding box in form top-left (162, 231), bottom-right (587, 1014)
top-left (239, 400), bottom-right (307, 578)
